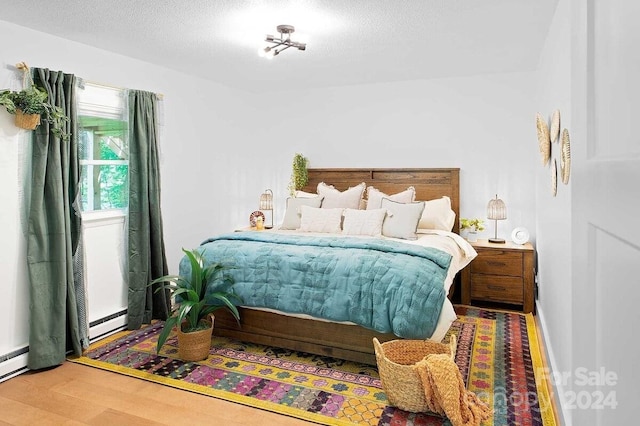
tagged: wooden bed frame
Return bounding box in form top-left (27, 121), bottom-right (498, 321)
top-left (214, 168), bottom-right (460, 365)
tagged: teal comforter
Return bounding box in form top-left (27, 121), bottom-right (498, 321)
top-left (180, 232), bottom-right (452, 339)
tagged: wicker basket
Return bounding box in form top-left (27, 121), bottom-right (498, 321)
top-left (14, 110), bottom-right (41, 130)
top-left (373, 335), bottom-right (457, 413)
top-left (177, 315), bottom-right (214, 362)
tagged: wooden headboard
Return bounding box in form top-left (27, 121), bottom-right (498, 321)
top-left (302, 168), bottom-right (460, 233)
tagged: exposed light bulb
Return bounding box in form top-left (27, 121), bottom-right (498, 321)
top-left (293, 42), bottom-right (306, 51)
top-left (259, 46), bottom-right (276, 59)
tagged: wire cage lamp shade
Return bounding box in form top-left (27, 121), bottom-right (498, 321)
top-left (487, 194), bottom-right (507, 243)
top-left (259, 189), bottom-right (274, 229)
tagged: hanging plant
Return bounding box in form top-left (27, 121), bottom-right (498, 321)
top-left (288, 153), bottom-right (309, 196)
top-left (0, 62), bottom-right (70, 140)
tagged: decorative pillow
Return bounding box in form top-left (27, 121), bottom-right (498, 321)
top-left (366, 186), bottom-right (416, 210)
top-left (279, 196), bottom-right (323, 230)
top-left (342, 208), bottom-right (387, 237)
top-left (317, 182), bottom-right (366, 210)
top-left (299, 206), bottom-right (343, 233)
top-left (418, 196), bottom-right (456, 231)
top-left (381, 198), bottom-right (425, 240)
top-left (295, 190), bottom-right (317, 198)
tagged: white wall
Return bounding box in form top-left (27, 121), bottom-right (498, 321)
top-left (0, 101), bottom-right (30, 378)
top-left (256, 72), bottom-right (538, 240)
top-left (534, 0), bottom-right (573, 423)
top-left (82, 215), bottom-right (128, 337)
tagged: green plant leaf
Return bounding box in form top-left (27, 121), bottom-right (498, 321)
top-left (175, 301), bottom-right (196, 330)
top-left (0, 85), bottom-right (71, 140)
top-left (0, 90), bottom-right (17, 114)
top-left (288, 153), bottom-right (309, 196)
top-left (150, 274), bottom-right (186, 286)
top-left (183, 248), bottom-right (204, 299)
top-left (204, 293), bottom-right (241, 321)
top-left (156, 315), bottom-right (178, 353)
top-left (149, 247), bottom-right (242, 353)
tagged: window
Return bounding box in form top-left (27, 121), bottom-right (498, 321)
top-left (78, 83), bottom-right (128, 213)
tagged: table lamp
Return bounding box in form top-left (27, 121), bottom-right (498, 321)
top-left (487, 194), bottom-right (507, 243)
top-left (259, 189), bottom-right (274, 229)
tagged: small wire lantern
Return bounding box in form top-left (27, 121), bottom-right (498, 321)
top-left (487, 194), bottom-right (507, 243)
top-left (259, 189), bottom-right (274, 229)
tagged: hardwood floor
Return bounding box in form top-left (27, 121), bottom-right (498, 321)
top-left (0, 362), bottom-right (315, 425)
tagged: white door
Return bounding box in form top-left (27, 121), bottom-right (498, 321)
top-left (571, 1), bottom-right (640, 424)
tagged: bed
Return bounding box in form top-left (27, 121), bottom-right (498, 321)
top-left (191, 168), bottom-right (474, 365)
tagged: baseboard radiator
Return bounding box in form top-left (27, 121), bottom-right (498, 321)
top-left (0, 310), bottom-right (128, 383)
top-left (89, 309), bottom-right (128, 343)
top-left (0, 346), bottom-right (29, 383)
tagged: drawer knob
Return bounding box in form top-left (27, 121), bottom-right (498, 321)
top-left (487, 285), bottom-right (506, 292)
top-left (487, 261), bottom-right (506, 267)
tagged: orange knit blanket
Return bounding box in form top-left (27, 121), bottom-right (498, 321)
top-left (414, 354), bottom-right (492, 426)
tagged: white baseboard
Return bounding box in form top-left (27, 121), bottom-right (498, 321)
top-left (536, 306), bottom-right (571, 426)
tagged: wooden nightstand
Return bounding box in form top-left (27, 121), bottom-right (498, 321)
top-left (461, 239), bottom-right (535, 313)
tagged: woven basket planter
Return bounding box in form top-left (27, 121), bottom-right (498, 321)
top-left (15, 110), bottom-right (41, 130)
top-left (373, 335), bottom-right (457, 413)
top-left (177, 315), bottom-right (214, 362)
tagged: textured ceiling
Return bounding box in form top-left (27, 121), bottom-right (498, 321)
top-left (0, 0), bottom-right (558, 92)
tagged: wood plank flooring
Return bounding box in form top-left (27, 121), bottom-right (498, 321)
top-left (0, 362), bottom-right (315, 425)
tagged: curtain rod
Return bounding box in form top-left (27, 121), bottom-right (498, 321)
top-left (7, 63), bottom-right (164, 100)
top-left (81, 79), bottom-right (164, 100)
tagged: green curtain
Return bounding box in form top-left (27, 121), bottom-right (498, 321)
top-left (27, 68), bottom-right (85, 369)
top-left (127, 90), bottom-right (170, 329)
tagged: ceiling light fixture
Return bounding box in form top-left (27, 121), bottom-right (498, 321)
top-left (259, 25), bottom-right (306, 59)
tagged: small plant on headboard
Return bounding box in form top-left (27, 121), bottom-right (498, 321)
top-left (288, 153), bottom-right (309, 196)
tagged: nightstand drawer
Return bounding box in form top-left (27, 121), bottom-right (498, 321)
top-left (470, 275), bottom-right (523, 304)
top-left (470, 251), bottom-right (523, 276)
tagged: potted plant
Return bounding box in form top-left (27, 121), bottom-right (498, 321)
top-left (1, 62), bottom-right (70, 140)
top-left (288, 152), bottom-right (309, 196)
top-left (150, 248), bottom-right (242, 361)
top-left (0, 87), bottom-right (69, 139)
top-left (460, 218), bottom-right (485, 242)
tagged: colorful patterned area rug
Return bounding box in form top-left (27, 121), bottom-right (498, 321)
top-left (69, 307), bottom-right (556, 426)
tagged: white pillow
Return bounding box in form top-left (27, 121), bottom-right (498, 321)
top-left (381, 198), bottom-right (425, 240)
top-left (342, 208), bottom-right (387, 237)
top-left (295, 190), bottom-right (317, 198)
top-left (418, 196), bottom-right (456, 231)
top-left (317, 182), bottom-right (366, 210)
top-left (279, 196), bottom-right (323, 230)
top-left (366, 186), bottom-right (416, 210)
top-left (299, 206), bottom-right (343, 233)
